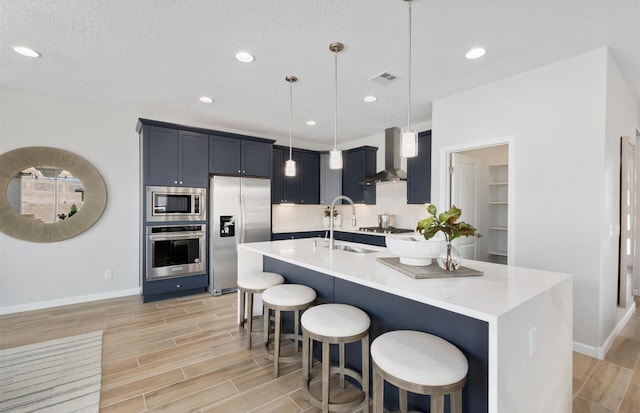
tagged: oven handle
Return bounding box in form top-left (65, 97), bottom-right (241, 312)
top-left (148, 232), bottom-right (204, 242)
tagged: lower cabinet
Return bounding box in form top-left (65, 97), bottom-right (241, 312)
top-left (271, 231), bottom-right (385, 246)
top-left (142, 274), bottom-right (208, 303)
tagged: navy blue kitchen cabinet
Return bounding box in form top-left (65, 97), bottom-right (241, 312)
top-left (351, 232), bottom-right (387, 247)
top-left (142, 125), bottom-right (209, 187)
top-left (299, 151), bottom-right (320, 204)
top-left (342, 146), bottom-right (377, 204)
top-left (209, 135), bottom-right (272, 178)
top-left (406, 130), bottom-right (432, 204)
top-left (141, 274), bottom-right (208, 303)
top-left (272, 146), bottom-right (319, 204)
top-left (271, 147), bottom-right (285, 204)
top-left (271, 231), bottom-right (326, 240)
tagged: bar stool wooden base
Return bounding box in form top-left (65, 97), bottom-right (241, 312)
top-left (301, 303), bottom-right (371, 413)
top-left (262, 284), bottom-right (316, 377)
top-left (237, 272), bottom-right (284, 349)
top-left (371, 330), bottom-right (468, 413)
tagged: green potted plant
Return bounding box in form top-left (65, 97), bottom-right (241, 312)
top-left (416, 205), bottom-right (481, 271)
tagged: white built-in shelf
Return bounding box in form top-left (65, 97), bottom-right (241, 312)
top-left (488, 163), bottom-right (509, 263)
top-left (488, 250), bottom-right (508, 257)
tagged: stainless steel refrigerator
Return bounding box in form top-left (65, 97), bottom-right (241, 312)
top-left (208, 175), bottom-right (271, 295)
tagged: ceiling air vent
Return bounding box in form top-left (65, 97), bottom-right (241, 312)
top-left (369, 71), bottom-right (400, 86)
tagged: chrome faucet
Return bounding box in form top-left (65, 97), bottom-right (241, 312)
top-left (329, 195), bottom-right (357, 250)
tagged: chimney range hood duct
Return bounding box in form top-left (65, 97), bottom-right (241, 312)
top-left (359, 127), bottom-right (407, 185)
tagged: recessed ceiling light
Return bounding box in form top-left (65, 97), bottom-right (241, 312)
top-left (13, 46), bottom-right (41, 58)
top-left (199, 96), bottom-right (214, 103)
top-left (235, 51), bottom-right (255, 63)
top-left (306, 120), bottom-right (316, 126)
top-left (363, 96), bottom-right (377, 103)
top-left (465, 47), bottom-right (486, 60)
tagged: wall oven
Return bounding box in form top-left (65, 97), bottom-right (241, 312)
top-left (146, 224), bottom-right (206, 281)
top-left (146, 186), bottom-right (206, 222)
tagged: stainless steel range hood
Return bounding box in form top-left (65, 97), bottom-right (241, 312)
top-left (359, 127), bottom-right (406, 185)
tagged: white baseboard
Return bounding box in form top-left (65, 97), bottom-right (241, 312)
top-left (572, 301), bottom-right (637, 359)
top-left (0, 288), bottom-right (141, 315)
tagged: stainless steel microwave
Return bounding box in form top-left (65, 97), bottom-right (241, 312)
top-left (146, 186), bottom-right (206, 222)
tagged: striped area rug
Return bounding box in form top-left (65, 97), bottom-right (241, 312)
top-left (0, 330), bottom-right (103, 413)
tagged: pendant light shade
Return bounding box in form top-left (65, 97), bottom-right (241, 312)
top-left (329, 42), bottom-right (344, 170)
top-left (285, 75), bottom-right (297, 177)
top-left (402, 0), bottom-right (418, 158)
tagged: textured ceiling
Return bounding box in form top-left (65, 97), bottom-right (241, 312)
top-left (1, 0), bottom-right (638, 147)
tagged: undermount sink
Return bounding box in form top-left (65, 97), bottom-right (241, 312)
top-left (332, 244), bottom-right (376, 254)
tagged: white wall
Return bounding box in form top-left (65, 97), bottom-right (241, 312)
top-left (432, 48), bottom-right (638, 353)
top-left (601, 50), bottom-right (640, 345)
top-left (0, 88), bottom-right (141, 312)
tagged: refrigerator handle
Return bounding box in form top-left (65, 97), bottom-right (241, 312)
top-left (238, 194), bottom-right (245, 244)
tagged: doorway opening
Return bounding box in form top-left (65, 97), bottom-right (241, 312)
top-left (442, 138), bottom-right (514, 265)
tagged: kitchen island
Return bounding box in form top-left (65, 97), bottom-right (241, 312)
top-left (237, 238), bottom-right (572, 413)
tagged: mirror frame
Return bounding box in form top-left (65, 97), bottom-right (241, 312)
top-left (0, 147), bottom-right (107, 242)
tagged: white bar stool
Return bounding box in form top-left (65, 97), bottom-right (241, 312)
top-left (301, 303), bottom-right (371, 413)
top-left (262, 284), bottom-right (316, 377)
top-left (371, 330), bottom-right (468, 413)
top-left (237, 272), bottom-right (284, 349)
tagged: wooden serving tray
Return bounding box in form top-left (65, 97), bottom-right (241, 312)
top-left (376, 257), bottom-right (483, 279)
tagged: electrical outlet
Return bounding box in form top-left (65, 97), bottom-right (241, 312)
top-left (104, 269), bottom-right (113, 279)
top-left (528, 327), bottom-right (537, 357)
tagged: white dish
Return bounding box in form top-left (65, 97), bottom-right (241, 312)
top-left (385, 233), bottom-right (446, 266)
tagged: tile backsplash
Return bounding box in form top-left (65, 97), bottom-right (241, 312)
top-left (272, 182), bottom-right (430, 232)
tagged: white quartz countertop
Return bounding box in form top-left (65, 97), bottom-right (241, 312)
top-left (238, 239), bottom-right (572, 322)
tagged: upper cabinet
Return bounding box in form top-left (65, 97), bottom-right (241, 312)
top-left (299, 151), bottom-right (320, 204)
top-left (406, 130), bottom-right (432, 204)
top-left (272, 146), bottom-right (319, 204)
top-left (209, 135), bottom-right (272, 178)
top-left (142, 125), bottom-right (209, 187)
top-left (320, 153), bottom-right (342, 205)
top-left (342, 146), bottom-right (377, 204)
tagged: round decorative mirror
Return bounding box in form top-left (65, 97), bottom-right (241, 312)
top-left (0, 147), bottom-right (107, 242)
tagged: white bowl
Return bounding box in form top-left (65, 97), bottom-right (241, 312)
top-left (385, 233), bottom-right (446, 266)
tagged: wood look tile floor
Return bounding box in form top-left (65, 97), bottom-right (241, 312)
top-left (1, 292), bottom-right (639, 412)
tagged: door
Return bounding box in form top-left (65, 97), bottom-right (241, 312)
top-left (210, 176), bottom-right (240, 294)
top-left (241, 177), bottom-right (271, 243)
top-left (450, 152), bottom-right (478, 260)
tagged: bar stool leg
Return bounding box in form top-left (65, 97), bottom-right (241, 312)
top-left (246, 293), bottom-right (254, 349)
top-left (294, 309), bottom-right (300, 352)
top-left (451, 389), bottom-right (463, 413)
top-left (322, 341), bottom-right (330, 413)
top-left (430, 394), bottom-right (444, 413)
top-left (339, 342), bottom-right (345, 388)
top-left (273, 308), bottom-right (282, 378)
top-left (399, 389), bottom-right (408, 413)
top-left (373, 367), bottom-right (383, 413)
top-left (361, 334), bottom-right (370, 413)
top-left (302, 333), bottom-right (310, 385)
top-left (239, 290), bottom-right (246, 329)
top-left (263, 306), bottom-right (270, 348)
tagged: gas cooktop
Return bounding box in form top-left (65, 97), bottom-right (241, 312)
top-left (358, 226), bottom-right (415, 234)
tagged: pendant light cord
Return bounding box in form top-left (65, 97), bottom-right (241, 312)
top-left (407, 0), bottom-right (413, 131)
top-left (334, 48), bottom-right (338, 151)
top-left (289, 80), bottom-right (293, 160)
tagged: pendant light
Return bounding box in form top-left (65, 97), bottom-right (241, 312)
top-left (401, 0), bottom-right (418, 158)
top-left (285, 75), bottom-right (297, 177)
top-left (329, 42), bottom-right (344, 169)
